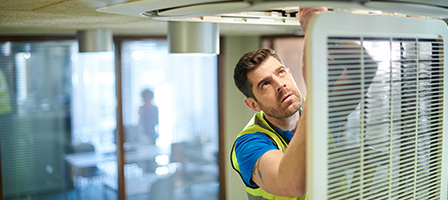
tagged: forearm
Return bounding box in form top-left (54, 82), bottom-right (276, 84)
top-left (278, 108), bottom-right (307, 196)
top-left (252, 109), bottom-right (307, 197)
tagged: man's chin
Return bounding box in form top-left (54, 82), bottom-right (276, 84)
top-left (282, 100), bottom-right (300, 111)
top-left (274, 106), bottom-right (298, 118)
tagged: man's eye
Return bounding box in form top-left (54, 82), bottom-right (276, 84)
top-left (261, 82), bottom-right (269, 88)
top-left (279, 70), bottom-right (286, 75)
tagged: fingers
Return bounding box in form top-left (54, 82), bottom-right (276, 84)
top-left (299, 7), bottom-right (328, 85)
top-left (298, 7), bottom-right (328, 34)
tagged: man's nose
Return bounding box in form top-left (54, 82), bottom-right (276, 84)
top-left (275, 78), bottom-right (286, 92)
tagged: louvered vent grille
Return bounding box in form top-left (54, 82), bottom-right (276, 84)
top-left (326, 37), bottom-right (444, 200)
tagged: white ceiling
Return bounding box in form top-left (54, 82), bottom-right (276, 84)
top-left (0, 0), bottom-right (302, 36)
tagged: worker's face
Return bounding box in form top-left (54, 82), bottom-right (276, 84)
top-left (244, 56), bottom-right (301, 119)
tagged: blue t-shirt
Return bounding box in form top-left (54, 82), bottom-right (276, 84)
top-left (234, 126), bottom-right (294, 187)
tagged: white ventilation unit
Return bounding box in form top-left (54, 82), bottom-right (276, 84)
top-left (306, 12), bottom-right (448, 200)
top-left (97, 0), bottom-right (448, 25)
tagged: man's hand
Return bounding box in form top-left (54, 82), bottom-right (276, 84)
top-left (299, 7), bottom-right (328, 84)
top-left (298, 7), bottom-right (328, 34)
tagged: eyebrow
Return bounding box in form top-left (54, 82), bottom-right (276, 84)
top-left (256, 77), bottom-right (270, 90)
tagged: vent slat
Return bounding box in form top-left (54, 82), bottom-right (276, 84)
top-left (325, 36), bottom-right (444, 199)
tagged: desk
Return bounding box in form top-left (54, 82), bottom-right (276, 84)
top-left (64, 145), bottom-right (166, 190)
top-left (65, 145), bottom-right (164, 169)
top-left (64, 152), bottom-right (115, 168)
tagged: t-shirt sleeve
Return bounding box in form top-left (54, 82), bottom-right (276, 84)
top-left (234, 132), bottom-right (278, 187)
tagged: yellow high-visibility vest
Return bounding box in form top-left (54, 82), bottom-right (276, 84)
top-left (230, 111), bottom-right (307, 200)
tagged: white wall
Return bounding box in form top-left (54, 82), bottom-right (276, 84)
top-left (223, 36), bottom-right (261, 200)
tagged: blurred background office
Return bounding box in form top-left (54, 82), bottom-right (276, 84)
top-left (0, 38), bottom-right (221, 199)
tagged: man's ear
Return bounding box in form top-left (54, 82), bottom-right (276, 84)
top-left (244, 97), bottom-right (261, 112)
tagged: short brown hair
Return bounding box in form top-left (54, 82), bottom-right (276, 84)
top-left (233, 48), bottom-right (283, 99)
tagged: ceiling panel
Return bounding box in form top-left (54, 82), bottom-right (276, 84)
top-left (0, 0), bottom-right (303, 36)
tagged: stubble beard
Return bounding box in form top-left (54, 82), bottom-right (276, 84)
top-left (258, 90), bottom-right (301, 120)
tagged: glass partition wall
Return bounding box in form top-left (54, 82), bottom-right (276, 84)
top-left (0, 40), bottom-right (80, 200)
top-left (116, 40), bottom-right (219, 199)
top-left (0, 38), bottom-right (219, 200)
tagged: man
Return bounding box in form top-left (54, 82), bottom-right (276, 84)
top-left (230, 7), bottom-right (327, 200)
top-left (138, 88), bottom-right (159, 145)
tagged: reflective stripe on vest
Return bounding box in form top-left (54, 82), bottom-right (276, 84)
top-left (0, 69), bottom-right (11, 114)
top-left (230, 111), bottom-right (307, 200)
